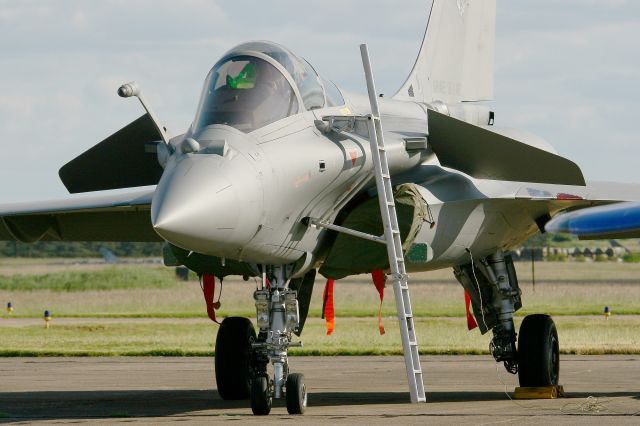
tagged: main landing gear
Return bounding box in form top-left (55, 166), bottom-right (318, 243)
top-left (215, 317), bottom-right (256, 399)
top-left (455, 249), bottom-right (560, 387)
top-left (214, 265), bottom-right (307, 415)
top-left (518, 314), bottom-right (559, 387)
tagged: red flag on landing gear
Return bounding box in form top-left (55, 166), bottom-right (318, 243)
top-left (464, 290), bottom-right (478, 330)
top-left (322, 278), bottom-right (335, 335)
top-left (202, 274), bottom-right (221, 324)
top-left (371, 269), bottom-right (386, 335)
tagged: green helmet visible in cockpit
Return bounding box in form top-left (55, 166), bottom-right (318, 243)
top-left (193, 41), bottom-right (344, 134)
top-left (226, 62), bottom-right (257, 90)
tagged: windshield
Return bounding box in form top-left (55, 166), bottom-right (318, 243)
top-left (193, 55), bottom-right (299, 133)
top-left (227, 42), bottom-right (324, 110)
top-left (322, 77), bottom-right (345, 107)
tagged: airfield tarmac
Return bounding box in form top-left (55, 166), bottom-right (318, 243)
top-left (0, 356), bottom-right (638, 425)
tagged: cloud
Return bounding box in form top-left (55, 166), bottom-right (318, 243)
top-left (0, 1), bottom-right (639, 202)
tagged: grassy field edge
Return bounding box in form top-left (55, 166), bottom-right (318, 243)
top-left (2, 348), bottom-right (638, 357)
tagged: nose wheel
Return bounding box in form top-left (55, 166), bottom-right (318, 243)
top-left (250, 372), bottom-right (307, 415)
top-left (285, 373), bottom-right (307, 414)
top-left (250, 374), bottom-right (273, 415)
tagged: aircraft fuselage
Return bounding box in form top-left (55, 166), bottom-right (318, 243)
top-left (152, 91), bottom-right (560, 277)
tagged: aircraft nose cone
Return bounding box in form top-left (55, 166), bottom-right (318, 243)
top-left (151, 153), bottom-right (263, 256)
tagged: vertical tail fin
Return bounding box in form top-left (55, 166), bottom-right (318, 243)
top-left (393, 0), bottom-right (496, 103)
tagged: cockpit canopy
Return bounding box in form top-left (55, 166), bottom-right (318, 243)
top-left (193, 41), bottom-right (344, 134)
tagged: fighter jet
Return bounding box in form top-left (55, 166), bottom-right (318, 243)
top-left (547, 202), bottom-right (640, 239)
top-left (2, 0), bottom-right (639, 416)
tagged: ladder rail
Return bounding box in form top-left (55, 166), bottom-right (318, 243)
top-left (360, 43), bottom-right (426, 403)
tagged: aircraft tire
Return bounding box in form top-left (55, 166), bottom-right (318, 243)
top-left (286, 373), bottom-right (307, 414)
top-left (250, 374), bottom-right (272, 415)
top-left (215, 316), bottom-right (256, 400)
top-left (517, 314), bottom-right (559, 387)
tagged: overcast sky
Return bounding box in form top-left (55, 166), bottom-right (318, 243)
top-left (1, 0), bottom-right (639, 202)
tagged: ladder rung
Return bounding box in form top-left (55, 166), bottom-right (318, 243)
top-left (361, 43), bottom-right (425, 402)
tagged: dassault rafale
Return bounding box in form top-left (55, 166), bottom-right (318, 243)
top-left (2, 0), bottom-right (638, 416)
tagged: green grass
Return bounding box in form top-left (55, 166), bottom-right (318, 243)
top-left (0, 316), bottom-right (637, 357)
top-left (0, 282), bottom-right (640, 318)
top-left (2, 262), bottom-right (640, 318)
top-left (0, 267), bottom-right (178, 292)
top-left (1, 261), bottom-right (640, 356)
top-left (623, 253), bottom-right (640, 263)
top-left (3, 281), bottom-right (640, 318)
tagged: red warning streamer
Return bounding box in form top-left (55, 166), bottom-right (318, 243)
top-left (371, 269), bottom-right (386, 335)
top-left (464, 291), bottom-right (478, 330)
top-left (322, 278), bottom-right (335, 335)
top-left (202, 274), bottom-right (221, 324)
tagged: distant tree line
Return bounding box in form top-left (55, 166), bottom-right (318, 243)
top-left (0, 232), bottom-right (633, 259)
top-left (521, 232), bottom-right (572, 248)
top-left (0, 241), bottom-right (164, 258)
top-left (0, 233), bottom-right (559, 258)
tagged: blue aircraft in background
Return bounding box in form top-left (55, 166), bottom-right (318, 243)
top-left (546, 202), bottom-right (640, 239)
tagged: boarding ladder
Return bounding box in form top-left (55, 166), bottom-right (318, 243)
top-left (360, 44), bottom-right (426, 403)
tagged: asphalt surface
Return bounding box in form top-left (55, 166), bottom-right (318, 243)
top-left (0, 355), bottom-right (638, 425)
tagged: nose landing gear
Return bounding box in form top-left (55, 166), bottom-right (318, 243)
top-left (211, 265), bottom-right (303, 416)
top-left (214, 265), bottom-right (308, 415)
top-left (250, 265), bottom-right (306, 415)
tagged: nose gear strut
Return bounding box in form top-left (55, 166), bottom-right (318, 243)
top-left (251, 265), bottom-right (306, 415)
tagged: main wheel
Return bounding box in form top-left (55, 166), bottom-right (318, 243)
top-left (215, 317), bottom-right (256, 400)
top-left (286, 373), bottom-right (307, 414)
top-left (251, 375), bottom-right (272, 415)
top-left (517, 314), bottom-right (559, 387)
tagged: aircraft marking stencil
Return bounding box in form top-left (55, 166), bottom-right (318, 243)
top-left (2, 0), bottom-right (640, 416)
